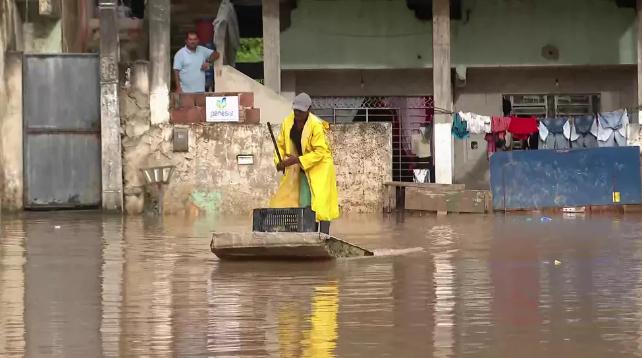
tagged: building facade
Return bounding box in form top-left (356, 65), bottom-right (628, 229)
top-left (275, 0), bottom-right (641, 189)
top-left (2, 0), bottom-right (642, 212)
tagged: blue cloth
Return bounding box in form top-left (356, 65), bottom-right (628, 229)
top-left (451, 113), bottom-right (469, 139)
top-left (539, 117), bottom-right (570, 150)
top-left (571, 115), bottom-right (598, 149)
top-left (173, 45), bottom-right (215, 93)
top-left (597, 110), bottom-right (628, 147)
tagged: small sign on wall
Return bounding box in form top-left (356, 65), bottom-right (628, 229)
top-left (206, 96), bottom-right (240, 122)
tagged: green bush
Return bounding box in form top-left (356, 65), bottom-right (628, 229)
top-left (237, 38), bottom-right (263, 63)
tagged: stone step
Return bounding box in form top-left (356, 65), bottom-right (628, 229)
top-left (383, 183), bottom-right (492, 214)
top-left (404, 188), bottom-right (492, 214)
top-left (384, 181), bottom-right (466, 192)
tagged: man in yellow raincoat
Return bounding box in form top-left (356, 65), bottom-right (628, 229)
top-left (269, 93), bottom-right (340, 234)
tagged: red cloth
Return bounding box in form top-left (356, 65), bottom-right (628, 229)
top-left (485, 133), bottom-right (496, 159)
top-left (487, 116), bottom-right (512, 159)
top-left (508, 116), bottom-right (538, 140)
top-left (492, 116), bottom-right (511, 133)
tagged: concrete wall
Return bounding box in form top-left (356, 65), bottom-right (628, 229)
top-left (23, 21), bottom-right (62, 53)
top-left (0, 0), bottom-right (24, 211)
top-left (291, 69), bottom-right (433, 97)
top-left (331, 123), bottom-right (392, 212)
top-left (453, 66), bottom-right (637, 189)
top-left (281, 0), bottom-right (635, 69)
top-left (121, 86), bottom-right (392, 216)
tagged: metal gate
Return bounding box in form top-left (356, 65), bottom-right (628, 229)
top-left (311, 96), bottom-right (434, 182)
top-left (23, 54), bottom-right (101, 209)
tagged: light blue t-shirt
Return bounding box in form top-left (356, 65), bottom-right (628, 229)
top-left (173, 45), bottom-right (214, 93)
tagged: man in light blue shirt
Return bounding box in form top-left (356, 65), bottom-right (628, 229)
top-left (173, 31), bottom-right (220, 93)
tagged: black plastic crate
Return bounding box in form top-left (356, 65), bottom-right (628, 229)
top-left (252, 207), bottom-right (317, 232)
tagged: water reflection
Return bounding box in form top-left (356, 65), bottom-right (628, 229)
top-left (23, 213), bottom-right (102, 358)
top-left (208, 260), bottom-right (343, 357)
top-left (100, 217), bottom-right (124, 358)
top-left (0, 218), bottom-right (26, 357)
top-left (3, 213), bottom-right (642, 356)
top-left (302, 284), bottom-right (338, 358)
top-left (429, 224), bottom-right (456, 358)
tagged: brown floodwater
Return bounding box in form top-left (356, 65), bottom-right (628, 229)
top-left (2, 211), bottom-right (642, 357)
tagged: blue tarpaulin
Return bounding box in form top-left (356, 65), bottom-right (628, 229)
top-left (490, 147), bottom-right (641, 210)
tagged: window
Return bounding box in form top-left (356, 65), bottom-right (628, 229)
top-left (503, 94), bottom-right (600, 118)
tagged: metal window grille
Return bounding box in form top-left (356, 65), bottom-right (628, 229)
top-left (311, 96), bottom-right (434, 182)
top-left (504, 93), bottom-right (600, 150)
top-left (505, 94), bottom-right (600, 118)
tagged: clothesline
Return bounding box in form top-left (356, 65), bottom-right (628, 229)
top-left (433, 105), bottom-right (641, 119)
top-left (433, 106), bottom-right (454, 115)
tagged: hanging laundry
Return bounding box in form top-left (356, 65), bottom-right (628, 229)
top-left (597, 109), bottom-right (628, 147)
top-left (492, 116), bottom-right (511, 134)
top-left (485, 116), bottom-right (512, 158)
top-left (570, 115), bottom-right (598, 149)
top-left (459, 112), bottom-right (491, 134)
top-left (485, 133), bottom-right (496, 157)
top-left (527, 132), bottom-right (539, 150)
top-left (538, 117), bottom-right (571, 150)
top-left (508, 116), bottom-right (538, 141)
top-left (451, 113), bottom-right (470, 139)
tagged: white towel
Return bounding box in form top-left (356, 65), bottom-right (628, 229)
top-left (459, 112), bottom-right (492, 134)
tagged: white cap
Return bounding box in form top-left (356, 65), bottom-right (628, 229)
top-left (292, 93), bottom-right (312, 112)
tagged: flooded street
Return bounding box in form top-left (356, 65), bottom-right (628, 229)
top-left (2, 212), bottom-right (642, 357)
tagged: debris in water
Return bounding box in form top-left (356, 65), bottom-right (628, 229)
top-left (540, 217), bottom-right (553, 223)
top-left (554, 259), bottom-right (562, 266)
top-left (54, 225), bottom-right (61, 229)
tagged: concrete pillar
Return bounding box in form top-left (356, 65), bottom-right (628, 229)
top-left (148, 0), bottom-right (170, 125)
top-left (99, 0), bottom-right (124, 211)
top-left (432, 0), bottom-right (453, 184)
top-left (262, 0), bottom-right (281, 93)
top-left (1, 52), bottom-right (24, 211)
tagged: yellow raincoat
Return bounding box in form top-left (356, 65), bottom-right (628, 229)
top-left (269, 112), bottom-right (340, 221)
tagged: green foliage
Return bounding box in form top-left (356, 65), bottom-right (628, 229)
top-left (237, 38), bottom-right (263, 63)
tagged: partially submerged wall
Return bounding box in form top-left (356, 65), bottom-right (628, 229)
top-left (120, 87), bottom-right (392, 216)
top-left (0, 53), bottom-right (23, 211)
